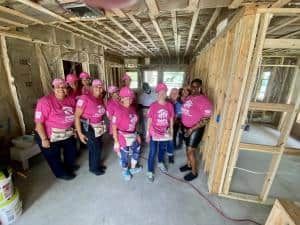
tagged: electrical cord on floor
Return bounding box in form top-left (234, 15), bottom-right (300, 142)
top-left (140, 156), bottom-right (262, 225)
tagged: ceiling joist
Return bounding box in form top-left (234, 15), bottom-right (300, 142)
top-left (0, 17), bottom-right (28, 28)
top-left (145, 0), bottom-right (160, 17)
top-left (108, 16), bottom-right (154, 56)
top-left (150, 17), bottom-right (170, 56)
top-left (268, 16), bottom-right (300, 34)
top-left (271, 0), bottom-right (292, 7)
top-left (193, 8), bottom-right (221, 54)
top-left (184, 7), bottom-right (201, 56)
top-left (171, 10), bottom-right (178, 56)
top-left (228, 0), bottom-right (243, 9)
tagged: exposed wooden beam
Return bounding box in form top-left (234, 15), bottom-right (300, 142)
top-left (264, 39), bottom-right (300, 49)
top-left (0, 6), bottom-right (44, 25)
top-left (177, 35), bottom-right (181, 56)
top-left (279, 30), bottom-right (300, 38)
top-left (187, 0), bottom-right (199, 10)
top-left (14, 0), bottom-right (69, 22)
top-left (145, 0), bottom-right (160, 17)
top-left (127, 14), bottom-right (158, 49)
top-left (184, 7), bottom-right (201, 56)
top-left (248, 102), bottom-right (295, 112)
top-left (70, 20), bottom-right (137, 54)
top-left (0, 17), bottom-right (28, 28)
top-left (257, 8), bottom-right (300, 15)
top-left (193, 8), bottom-right (221, 54)
top-left (111, 8), bottom-right (127, 18)
top-left (171, 10), bottom-right (178, 56)
top-left (271, 0), bottom-right (292, 7)
top-left (0, 35), bottom-right (26, 135)
top-left (108, 16), bottom-right (154, 56)
top-left (95, 21), bottom-right (145, 56)
top-left (150, 17), bottom-right (170, 56)
top-left (0, 30), bottom-right (51, 45)
top-left (268, 16), bottom-right (300, 34)
top-left (240, 143), bottom-right (280, 154)
top-left (228, 0), bottom-right (244, 9)
top-left (0, 26), bottom-right (9, 30)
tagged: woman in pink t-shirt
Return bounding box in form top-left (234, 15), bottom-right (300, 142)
top-left (75, 79), bottom-right (106, 176)
top-left (66, 73), bottom-right (81, 101)
top-left (180, 78), bottom-right (213, 181)
top-left (146, 83), bottom-right (174, 182)
top-left (112, 87), bottom-right (142, 181)
top-left (106, 85), bottom-right (120, 135)
top-left (34, 78), bottom-right (78, 180)
top-left (79, 72), bottom-right (91, 95)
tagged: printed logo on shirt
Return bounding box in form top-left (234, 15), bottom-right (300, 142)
top-left (128, 114), bottom-right (138, 130)
top-left (62, 106), bottom-right (75, 122)
top-left (182, 100), bottom-right (193, 117)
top-left (204, 109), bottom-right (212, 116)
top-left (156, 109), bottom-right (169, 126)
top-left (77, 99), bottom-right (84, 107)
top-left (35, 111), bottom-right (42, 119)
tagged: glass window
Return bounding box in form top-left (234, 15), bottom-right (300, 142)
top-left (257, 71), bottom-right (271, 101)
top-left (144, 71), bottom-right (158, 87)
top-left (126, 71), bottom-right (139, 89)
top-left (163, 72), bottom-right (185, 94)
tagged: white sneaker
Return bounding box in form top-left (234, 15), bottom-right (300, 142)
top-left (158, 163), bottom-right (168, 173)
top-left (147, 172), bottom-right (154, 183)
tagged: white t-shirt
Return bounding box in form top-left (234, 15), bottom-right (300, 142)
top-left (138, 89), bottom-right (156, 107)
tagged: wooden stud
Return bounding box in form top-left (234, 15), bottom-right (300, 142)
top-left (193, 8), bottom-right (222, 54)
top-left (271, 0), bottom-right (292, 8)
top-left (0, 17), bottom-right (28, 28)
top-left (248, 102), bottom-right (295, 112)
top-left (264, 39), bottom-right (300, 49)
top-left (0, 35), bottom-right (26, 134)
top-left (184, 7), bottom-right (201, 56)
top-left (260, 58), bottom-right (300, 202)
top-left (257, 8), bottom-right (300, 15)
top-left (240, 143), bottom-right (281, 154)
top-left (0, 5), bottom-right (44, 25)
top-left (108, 16), bottom-right (154, 56)
top-left (219, 192), bottom-right (274, 205)
top-left (222, 13), bottom-right (271, 195)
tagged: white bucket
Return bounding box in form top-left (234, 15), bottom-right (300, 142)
top-left (0, 170), bottom-right (14, 205)
top-left (0, 191), bottom-right (22, 225)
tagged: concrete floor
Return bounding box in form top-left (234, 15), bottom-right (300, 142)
top-left (14, 134), bottom-right (271, 225)
top-left (231, 123), bottom-right (300, 201)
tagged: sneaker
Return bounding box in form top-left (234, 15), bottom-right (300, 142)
top-left (179, 164), bottom-right (192, 172)
top-left (184, 172), bottom-right (198, 181)
top-left (130, 166), bottom-right (143, 175)
top-left (147, 172), bottom-right (154, 183)
top-left (57, 173), bottom-right (76, 180)
top-left (122, 169), bottom-right (132, 181)
top-left (168, 155), bottom-right (174, 164)
top-left (71, 164), bottom-right (80, 171)
top-left (158, 163), bottom-right (168, 173)
top-left (100, 165), bottom-right (107, 170)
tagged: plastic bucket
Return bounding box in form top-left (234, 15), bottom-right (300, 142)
top-left (0, 191), bottom-right (22, 225)
top-left (0, 170), bottom-right (14, 205)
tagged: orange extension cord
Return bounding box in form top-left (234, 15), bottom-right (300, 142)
top-left (140, 156), bottom-right (263, 225)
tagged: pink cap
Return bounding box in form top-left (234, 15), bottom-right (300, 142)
top-left (92, 79), bottom-right (103, 87)
top-left (79, 72), bottom-right (90, 79)
top-left (52, 78), bottom-right (67, 88)
top-left (122, 73), bottom-right (131, 81)
top-left (155, 82), bottom-right (168, 93)
top-left (66, 74), bottom-right (78, 84)
top-left (108, 85), bottom-right (119, 94)
top-left (119, 87), bottom-right (134, 98)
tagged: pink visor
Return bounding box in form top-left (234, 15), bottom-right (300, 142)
top-left (119, 87), bottom-right (134, 98)
top-left (79, 72), bottom-right (91, 79)
top-left (155, 82), bottom-right (168, 93)
top-left (52, 78), bottom-right (67, 88)
top-left (122, 73), bottom-right (131, 81)
top-left (108, 85), bottom-right (119, 94)
top-left (92, 79), bottom-right (103, 87)
top-left (66, 74), bottom-right (78, 84)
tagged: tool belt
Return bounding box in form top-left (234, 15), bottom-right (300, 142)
top-left (50, 127), bottom-right (74, 142)
top-left (119, 131), bottom-right (137, 146)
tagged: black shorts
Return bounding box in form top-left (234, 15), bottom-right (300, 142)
top-left (184, 126), bottom-right (205, 149)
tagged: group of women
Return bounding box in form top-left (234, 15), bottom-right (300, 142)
top-left (34, 72), bottom-right (212, 182)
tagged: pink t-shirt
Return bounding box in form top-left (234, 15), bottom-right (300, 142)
top-left (76, 94), bottom-right (105, 124)
top-left (82, 86), bottom-right (91, 95)
top-left (34, 94), bottom-right (75, 138)
top-left (112, 105), bottom-right (138, 148)
top-left (181, 95), bottom-right (213, 128)
top-left (148, 101), bottom-right (174, 138)
top-left (106, 98), bottom-right (120, 134)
